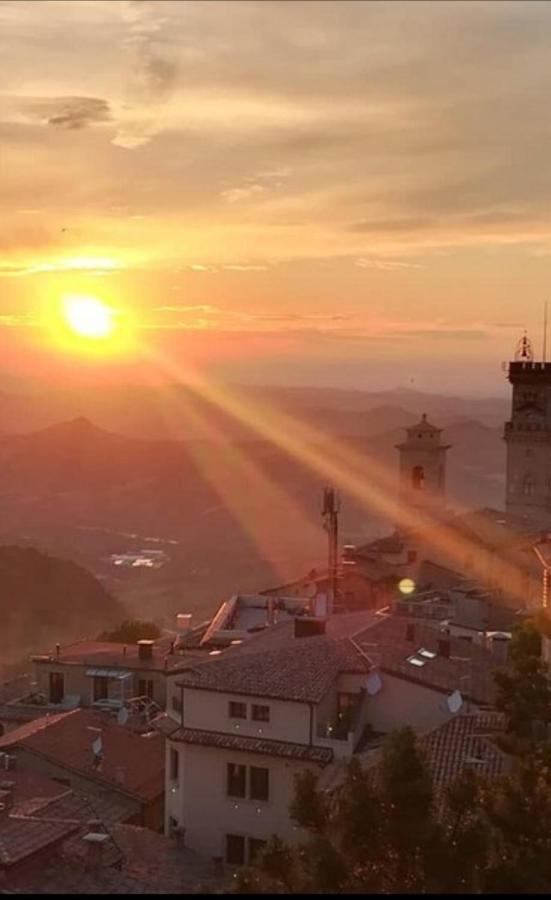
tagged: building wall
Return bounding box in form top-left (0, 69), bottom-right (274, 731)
top-left (365, 673), bottom-right (461, 733)
top-left (34, 663), bottom-right (167, 708)
top-left (166, 741), bottom-right (314, 860)
top-left (181, 686), bottom-right (311, 745)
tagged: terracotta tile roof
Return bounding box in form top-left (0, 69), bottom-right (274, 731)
top-left (320, 713), bottom-right (510, 801)
top-left (418, 712), bottom-right (510, 792)
top-left (4, 824), bottom-right (228, 893)
top-left (0, 815), bottom-right (79, 866)
top-left (33, 637), bottom-right (192, 673)
top-left (0, 709), bottom-right (164, 802)
top-left (153, 717), bottom-right (333, 764)
top-left (0, 769), bottom-right (67, 816)
top-left (177, 634), bottom-right (370, 703)
top-left (354, 615), bottom-right (501, 705)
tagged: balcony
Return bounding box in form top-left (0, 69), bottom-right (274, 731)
top-left (315, 694), bottom-right (367, 759)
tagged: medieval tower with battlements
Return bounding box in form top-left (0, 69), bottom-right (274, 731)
top-left (504, 333), bottom-right (551, 525)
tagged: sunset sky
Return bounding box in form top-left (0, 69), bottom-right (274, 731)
top-left (3, 0), bottom-right (551, 393)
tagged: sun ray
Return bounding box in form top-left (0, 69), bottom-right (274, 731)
top-left (148, 380), bottom-right (324, 584)
top-left (138, 345), bottom-right (529, 606)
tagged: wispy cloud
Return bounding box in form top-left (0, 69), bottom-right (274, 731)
top-left (355, 257), bottom-right (424, 270)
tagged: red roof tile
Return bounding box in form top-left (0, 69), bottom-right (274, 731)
top-left (0, 709), bottom-right (164, 802)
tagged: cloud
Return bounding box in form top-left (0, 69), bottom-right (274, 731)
top-left (355, 258), bottom-right (424, 270)
top-left (26, 96), bottom-right (111, 130)
top-left (220, 185), bottom-right (267, 203)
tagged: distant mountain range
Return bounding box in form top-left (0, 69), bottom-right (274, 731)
top-left (0, 383), bottom-right (507, 628)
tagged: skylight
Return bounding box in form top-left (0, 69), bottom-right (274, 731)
top-left (406, 655), bottom-right (426, 667)
top-left (418, 648), bottom-right (436, 659)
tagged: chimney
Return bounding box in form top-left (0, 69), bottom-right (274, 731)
top-left (123, 644), bottom-right (127, 657)
top-left (1, 754), bottom-right (16, 772)
top-left (294, 617), bottom-right (326, 638)
top-left (137, 639), bottom-right (154, 661)
top-left (55, 643), bottom-right (60, 657)
top-left (266, 598), bottom-right (275, 627)
top-left (406, 623), bottom-right (415, 642)
top-left (176, 614), bottom-right (192, 634)
top-left (82, 827), bottom-right (110, 868)
top-left (438, 637), bottom-right (451, 658)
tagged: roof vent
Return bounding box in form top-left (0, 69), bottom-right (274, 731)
top-left (294, 617), bottom-right (326, 638)
top-left (137, 639), bottom-right (154, 661)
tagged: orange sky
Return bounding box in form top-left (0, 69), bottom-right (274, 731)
top-left (2, 0), bottom-right (551, 393)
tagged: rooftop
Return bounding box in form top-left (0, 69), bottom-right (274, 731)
top-left (4, 823), bottom-right (226, 893)
top-left (31, 636), bottom-right (197, 673)
top-left (0, 708), bottom-right (164, 802)
top-left (177, 630), bottom-right (371, 703)
top-left (153, 717), bottom-right (334, 765)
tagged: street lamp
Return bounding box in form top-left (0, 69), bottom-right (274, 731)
top-left (532, 532), bottom-right (551, 610)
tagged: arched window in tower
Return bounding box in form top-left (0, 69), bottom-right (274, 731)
top-left (412, 466), bottom-right (425, 490)
top-left (523, 474), bottom-right (535, 497)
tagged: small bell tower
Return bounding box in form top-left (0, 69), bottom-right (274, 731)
top-left (395, 414), bottom-right (451, 519)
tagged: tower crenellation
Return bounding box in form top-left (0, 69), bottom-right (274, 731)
top-left (504, 333), bottom-right (551, 523)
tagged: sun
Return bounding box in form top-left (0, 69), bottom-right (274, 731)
top-left (63, 294), bottom-right (116, 339)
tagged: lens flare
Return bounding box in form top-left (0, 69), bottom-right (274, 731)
top-left (398, 578), bottom-right (416, 595)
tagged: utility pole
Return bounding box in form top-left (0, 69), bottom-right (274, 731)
top-left (322, 486), bottom-right (340, 616)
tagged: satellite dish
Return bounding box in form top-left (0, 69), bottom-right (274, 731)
top-left (447, 690), bottom-right (463, 714)
top-left (92, 735), bottom-right (103, 756)
top-left (117, 707), bottom-right (129, 726)
top-left (366, 671), bottom-right (382, 696)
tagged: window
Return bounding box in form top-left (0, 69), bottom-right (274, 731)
top-left (226, 834), bottom-right (245, 866)
top-left (170, 747), bottom-right (179, 782)
top-left (138, 679), bottom-right (154, 699)
top-left (229, 701), bottom-right (247, 719)
top-left (250, 766), bottom-right (269, 802)
top-left (411, 466), bottom-right (424, 490)
top-left (93, 676), bottom-right (109, 702)
top-left (248, 838), bottom-right (267, 864)
top-left (227, 763), bottom-right (246, 798)
top-left (49, 672), bottom-right (64, 704)
top-left (251, 704), bottom-right (270, 723)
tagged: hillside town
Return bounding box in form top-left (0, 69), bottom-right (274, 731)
top-left (0, 339), bottom-right (550, 892)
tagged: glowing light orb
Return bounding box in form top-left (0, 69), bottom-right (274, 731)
top-left (398, 577), bottom-right (416, 595)
top-left (63, 294), bottom-right (115, 339)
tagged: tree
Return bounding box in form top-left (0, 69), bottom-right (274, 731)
top-left (97, 618), bottom-right (161, 643)
top-left (494, 622), bottom-right (551, 738)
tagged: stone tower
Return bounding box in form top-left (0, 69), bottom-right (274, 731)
top-left (395, 414), bottom-right (451, 518)
top-left (504, 333), bottom-right (551, 524)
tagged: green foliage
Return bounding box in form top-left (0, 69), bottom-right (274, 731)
top-left (97, 618), bottom-right (161, 643)
top-left (0, 545), bottom-right (124, 673)
top-left (289, 768), bottom-right (329, 832)
top-left (235, 724), bottom-right (551, 894)
top-left (495, 622), bottom-right (551, 737)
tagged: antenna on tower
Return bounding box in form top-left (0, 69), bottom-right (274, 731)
top-left (544, 301), bottom-right (548, 363)
top-left (322, 487), bottom-right (340, 616)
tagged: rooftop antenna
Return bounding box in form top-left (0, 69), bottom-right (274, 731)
top-left (544, 301), bottom-right (548, 363)
top-left (322, 487), bottom-right (340, 616)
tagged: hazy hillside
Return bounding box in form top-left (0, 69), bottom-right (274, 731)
top-left (0, 545), bottom-right (124, 674)
top-left (0, 407), bottom-right (507, 626)
top-left (0, 379), bottom-right (510, 440)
